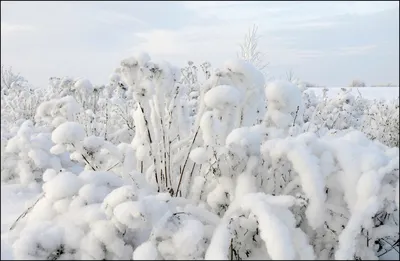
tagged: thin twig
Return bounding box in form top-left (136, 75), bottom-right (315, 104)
top-left (71, 143), bottom-right (96, 171)
top-left (10, 193), bottom-right (45, 231)
top-left (378, 238), bottom-right (400, 257)
top-left (138, 102), bottom-right (159, 191)
top-left (81, 153), bottom-right (96, 171)
top-left (175, 125), bottom-right (200, 196)
top-left (230, 238), bottom-right (234, 260)
top-left (185, 162), bottom-right (197, 197)
top-left (293, 106), bottom-right (299, 126)
top-left (106, 161), bottom-right (121, 171)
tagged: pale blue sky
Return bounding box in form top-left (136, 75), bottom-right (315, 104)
top-left (1, 1), bottom-right (399, 87)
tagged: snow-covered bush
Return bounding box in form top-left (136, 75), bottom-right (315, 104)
top-left (181, 61), bottom-right (212, 118)
top-left (2, 54), bottom-right (399, 260)
top-left (11, 170), bottom-right (133, 260)
top-left (302, 88), bottom-right (399, 148)
top-left (360, 98), bottom-right (399, 147)
top-left (1, 120), bottom-right (76, 186)
top-left (1, 76), bottom-right (44, 132)
top-left (303, 88), bottom-right (367, 131)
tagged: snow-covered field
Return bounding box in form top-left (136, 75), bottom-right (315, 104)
top-left (1, 57), bottom-right (399, 260)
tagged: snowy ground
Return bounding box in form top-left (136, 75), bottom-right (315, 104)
top-left (1, 185), bottom-right (41, 260)
top-left (1, 86), bottom-right (399, 260)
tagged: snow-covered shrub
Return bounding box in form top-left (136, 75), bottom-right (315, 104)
top-left (45, 75), bottom-right (136, 143)
top-left (35, 96), bottom-right (81, 129)
top-left (180, 61), bottom-right (212, 118)
top-left (4, 54), bottom-right (399, 260)
top-left (50, 121), bottom-right (124, 174)
top-left (360, 98), bottom-right (399, 147)
top-left (264, 80), bottom-right (304, 128)
top-left (205, 193), bottom-right (313, 260)
top-left (103, 179), bottom-right (219, 260)
top-left (1, 79), bottom-right (44, 129)
top-left (11, 170), bottom-right (135, 260)
top-left (303, 88), bottom-right (399, 148)
top-left (303, 88), bottom-right (368, 131)
top-left (1, 120), bottom-right (75, 186)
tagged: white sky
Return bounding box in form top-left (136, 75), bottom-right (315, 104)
top-left (1, 1), bottom-right (399, 87)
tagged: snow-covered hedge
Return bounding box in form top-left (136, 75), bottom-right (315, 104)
top-left (302, 87), bottom-right (399, 147)
top-left (1, 54), bottom-right (399, 260)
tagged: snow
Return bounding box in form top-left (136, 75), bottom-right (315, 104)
top-left (42, 169), bottom-right (58, 182)
top-left (1, 184), bottom-right (41, 260)
top-left (223, 59), bottom-right (265, 90)
top-left (52, 122), bottom-right (85, 144)
top-left (133, 241), bottom-right (160, 260)
top-left (50, 144), bottom-right (66, 155)
top-left (43, 172), bottom-right (82, 200)
top-left (74, 78), bottom-right (93, 92)
top-left (189, 147), bottom-right (208, 164)
top-left (204, 85), bottom-right (243, 110)
top-left (226, 124), bottom-right (266, 156)
top-left (266, 80), bottom-right (303, 114)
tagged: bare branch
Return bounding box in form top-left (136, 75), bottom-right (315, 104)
top-left (237, 24), bottom-right (269, 72)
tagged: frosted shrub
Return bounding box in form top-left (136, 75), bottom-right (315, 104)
top-left (360, 98), bottom-right (399, 147)
top-left (46, 76), bottom-right (136, 144)
top-left (302, 88), bottom-right (399, 148)
top-left (35, 96), bottom-right (81, 129)
top-left (304, 88), bottom-right (367, 131)
top-left (205, 193), bottom-right (313, 260)
top-left (264, 80), bottom-right (304, 128)
top-left (12, 170), bottom-right (132, 260)
top-left (4, 54), bottom-right (399, 260)
top-left (1, 120), bottom-right (75, 186)
top-left (104, 185), bottom-right (218, 260)
top-left (117, 53), bottom-right (194, 193)
top-left (180, 61), bottom-right (212, 118)
top-left (1, 82), bottom-right (44, 128)
top-left (50, 122), bottom-right (123, 173)
top-left (106, 75), bottom-right (136, 144)
top-left (260, 131), bottom-right (399, 259)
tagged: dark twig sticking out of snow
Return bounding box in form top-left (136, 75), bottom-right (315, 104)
top-left (137, 102), bottom-right (160, 192)
top-left (175, 125), bottom-right (201, 197)
top-left (293, 106), bottom-right (300, 126)
top-left (70, 143), bottom-right (96, 171)
top-left (230, 238), bottom-right (234, 260)
top-left (81, 153), bottom-right (97, 171)
top-left (106, 161), bottom-right (121, 171)
top-left (377, 238), bottom-right (400, 257)
top-left (9, 193), bottom-right (45, 231)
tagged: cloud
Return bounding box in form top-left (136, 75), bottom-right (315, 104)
top-left (129, 1), bottom-right (398, 69)
top-left (0, 1), bottom-right (398, 87)
top-left (89, 9), bottom-right (149, 27)
top-left (1, 23), bottom-right (35, 36)
top-left (336, 45), bottom-right (377, 56)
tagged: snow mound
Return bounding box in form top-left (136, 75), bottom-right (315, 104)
top-left (204, 85), bottom-right (243, 110)
top-left (52, 122), bottom-right (85, 144)
top-left (265, 80), bottom-right (303, 114)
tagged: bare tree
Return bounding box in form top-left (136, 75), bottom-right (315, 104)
top-left (285, 69), bottom-right (296, 82)
top-left (237, 24), bottom-right (269, 71)
top-left (349, 79), bottom-right (366, 88)
top-left (1, 65), bottom-right (27, 90)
